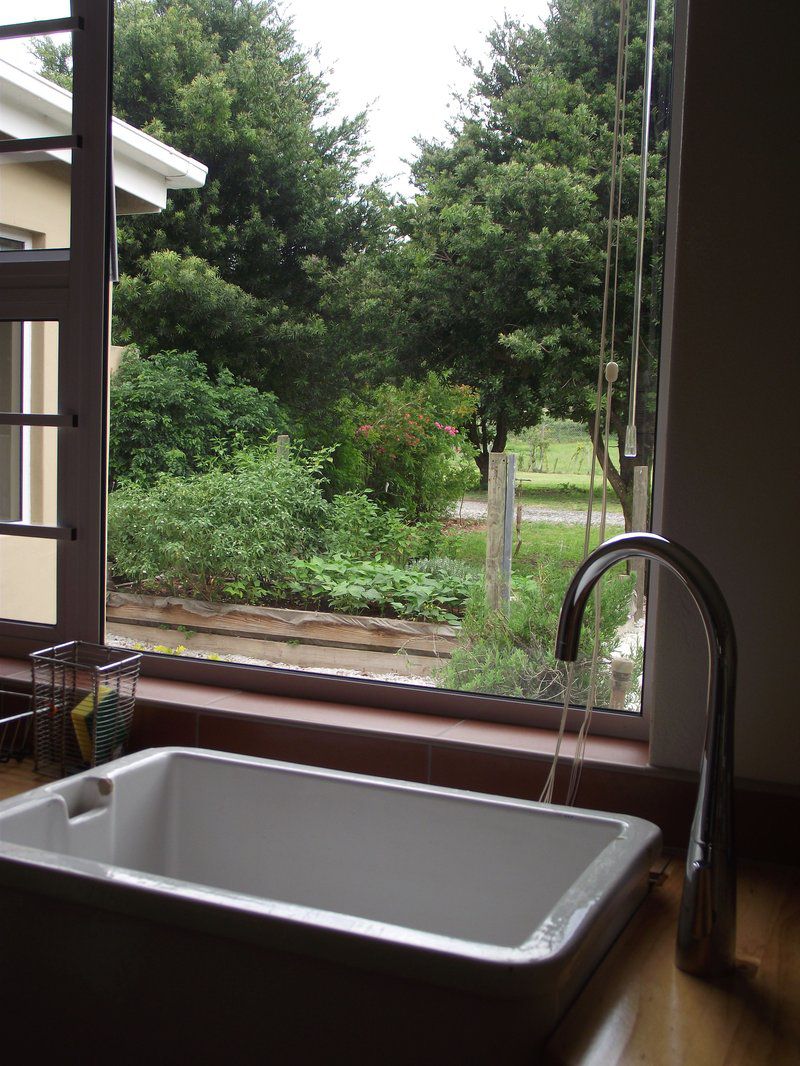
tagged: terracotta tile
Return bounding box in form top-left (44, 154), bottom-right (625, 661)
top-left (197, 715), bottom-right (430, 782)
top-left (430, 746), bottom-right (553, 801)
top-left (209, 689), bottom-right (456, 738)
top-left (136, 677), bottom-right (241, 709)
top-left (129, 704), bottom-right (197, 750)
top-left (437, 719), bottom-right (649, 766)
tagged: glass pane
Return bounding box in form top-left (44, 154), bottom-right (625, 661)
top-left (0, 319), bottom-right (59, 414)
top-left (0, 5), bottom-right (73, 90)
top-left (0, 425), bottom-right (58, 524)
top-left (105, 0), bottom-right (671, 721)
top-left (0, 149), bottom-right (73, 253)
top-left (0, 536), bottom-right (57, 625)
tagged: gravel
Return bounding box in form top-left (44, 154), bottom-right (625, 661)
top-left (452, 499), bottom-right (625, 526)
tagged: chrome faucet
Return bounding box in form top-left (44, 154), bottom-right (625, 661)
top-left (555, 531), bottom-right (737, 977)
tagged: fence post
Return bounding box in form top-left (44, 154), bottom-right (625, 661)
top-left (276, 434), bottom-right (290, 458)
top-left (486, 452), bottom-right (516, 613)
top-left (631, 464), bottom-right (649, 620)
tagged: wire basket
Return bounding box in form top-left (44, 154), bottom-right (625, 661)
top-left (31, 642), bottom-right (141, 778)
top-left (0, 690), bottom-right (32, 765)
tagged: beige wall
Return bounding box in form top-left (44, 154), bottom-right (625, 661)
top-left (0, 161), bottom-right (68, 624)
top-left (646, 0), bottom-right (798, 785)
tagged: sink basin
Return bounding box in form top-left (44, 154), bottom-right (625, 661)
top-left (0, 747), bottom-right (661, 1061)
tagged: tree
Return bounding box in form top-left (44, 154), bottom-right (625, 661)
top-left (324, 0), bottom-right (672, 515)
top-left (36, 0), bottom-right (384, 414)
top-left (109, 347), bottom-right (287, 486)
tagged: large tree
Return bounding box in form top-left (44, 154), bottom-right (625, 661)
top-left (328, 0), bottom-right (672, 515)
top-left (36, 0), bottom-right (385, 412)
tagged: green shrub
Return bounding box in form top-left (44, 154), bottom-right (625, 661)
top-left (440, 563), bottom-right (635, 703)
top-left (109, 348), bottom-right (288, 487)
top-left (352, 373), bottom-right (478, 518)
top-left (323, 492), bottom-right (443, 564)
top-left (279, 555), bottom-right (478, 622)
top-left (108, 447), bottom-right (329, 599)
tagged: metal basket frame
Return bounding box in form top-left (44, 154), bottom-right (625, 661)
top-left (0, 690), bottom-right (32, 765)
top-left (31, 641), bottom-right (141, 778)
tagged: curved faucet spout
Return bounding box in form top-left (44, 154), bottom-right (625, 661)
top-left (556, 531), bottom-right (737, 977)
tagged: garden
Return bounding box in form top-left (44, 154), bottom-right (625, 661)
top-left (29, 0), bottom-right (669, 710)
top-left (106, 349), bottom-right (638, 704)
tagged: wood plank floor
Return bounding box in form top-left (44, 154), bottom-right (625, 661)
top-left (545, 859), bottom-right (800, 1064)
top-left (0, 759), bottom-right (49, 802)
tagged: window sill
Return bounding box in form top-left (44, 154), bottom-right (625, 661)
top-left (3, 655), bottom-right (796, 863)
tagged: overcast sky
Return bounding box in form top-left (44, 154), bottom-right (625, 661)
top-left (2, 1), bottom-right (549, 195)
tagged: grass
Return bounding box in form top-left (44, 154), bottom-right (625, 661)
top-left (465, 420), bottom-right (627, 514)
top-left (443, 521), bottom-right (620, 578)
top-left (465, 473), bottom-right (625, 513)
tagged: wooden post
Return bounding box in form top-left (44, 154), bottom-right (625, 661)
top-left (486, 452), bottom-right (515, 613)
top-left (276, 434), bottom-right (290, 458)
top-left (631, 465), bottom-right (649, 620)
top-left (610, 655), bottom-right (634, 709)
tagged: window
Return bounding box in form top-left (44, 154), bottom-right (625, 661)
top-left (99, 0), bottom-right (673, 741)
top-left (0, 2), bottom-right (112, 644)
top-left (1, 1), bottom-right (675, 744)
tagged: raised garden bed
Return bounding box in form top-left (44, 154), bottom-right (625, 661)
top-left (106, 592), bottom-right (459, 679)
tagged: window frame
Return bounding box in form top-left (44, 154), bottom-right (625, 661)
top-left (0, 230), bottom-right (33, 526)
top-left (0, 0), bottom-right (687, 745)
top-left (0, 1), bottom-right (113, 651)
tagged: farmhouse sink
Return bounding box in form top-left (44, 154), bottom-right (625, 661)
top-left (0, 749), bottom-right (662, 1061)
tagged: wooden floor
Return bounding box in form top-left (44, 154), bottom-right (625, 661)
top-left (2, 763), bottom-right (798, 1063)
top-left (545, 859), bottom-right (800, 1064)
top-left (0, 759), bottom-right (49, 802)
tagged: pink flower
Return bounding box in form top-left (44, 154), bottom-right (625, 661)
top-left (357, 424), bottom-right (372, 435)
top-left (434, 421), bottom-right (443, 430)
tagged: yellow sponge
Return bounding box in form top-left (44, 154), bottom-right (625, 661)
top-left (71, 685), bottom-right (117, 763)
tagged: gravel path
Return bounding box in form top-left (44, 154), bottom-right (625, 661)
top-left (452, 499), bottom-right (625, 527)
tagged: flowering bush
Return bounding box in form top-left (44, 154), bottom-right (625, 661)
top-left (352, 373), bottom-right (478, 518)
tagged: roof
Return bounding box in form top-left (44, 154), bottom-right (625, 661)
top-left (0, 58), bottom-right (207, 211)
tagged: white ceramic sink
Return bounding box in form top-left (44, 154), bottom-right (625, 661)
top-left (0, 748), bottom-right (661, 1061)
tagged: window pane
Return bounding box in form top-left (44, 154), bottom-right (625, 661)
top-left (0, 153), bottom-right (73, 253)
top-left (105, 0), bottom-right (671, 721)
top-left (0, 537), bottom-right (57, 624)
top-left (0, 319), bottom-right (59, 414)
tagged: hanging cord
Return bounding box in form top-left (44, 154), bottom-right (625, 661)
top-left (566, 363), bottom-right (617, 805)
top-left (625, 0), bottom-right (657, 457)
top-left (609, 0), bottom-right (632, 363)
top-left (540, 0), bottom-right (628, 807)
top-left (583, 0), bottom-right (628, 559)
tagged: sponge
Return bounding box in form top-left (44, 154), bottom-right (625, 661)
top-left (71, 685), bottom-right (118, 764)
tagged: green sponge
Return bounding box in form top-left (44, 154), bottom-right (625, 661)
top-left (71, 685), bottom-right (119, 764)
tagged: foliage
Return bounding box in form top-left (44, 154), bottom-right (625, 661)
top-left (36, 0), bottom-right (385, 413)
top-left (352, 374), bottom-right (479, 517)
top-left (315, 0), bottom-right (672, 509)
top-left (109, 347), bottom-right (287, 486)
top-left (440, 560), bottom-right (633, 703)
top-left (108, 447), bottom-right (330, 599)
top-left (323, 492), bottom-right (443, 565)
top-left (279, 555), bottom-right (477, 623)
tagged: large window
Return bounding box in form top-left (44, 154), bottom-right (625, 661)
top-left (2, 1), bottom-right (674, 741)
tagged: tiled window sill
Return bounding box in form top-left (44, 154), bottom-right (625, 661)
top-left (3, 656), bottom-right (797, 862)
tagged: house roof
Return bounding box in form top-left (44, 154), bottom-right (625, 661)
top-left (0, 58), bottom-right (207, 212)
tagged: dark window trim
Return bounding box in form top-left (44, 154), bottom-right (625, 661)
top-left (0, 0), bottom-right (683, 745)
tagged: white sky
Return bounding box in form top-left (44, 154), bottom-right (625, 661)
top-left (2, 1), bottom-right (549, 195)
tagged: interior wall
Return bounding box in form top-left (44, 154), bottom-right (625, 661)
top-left (647, 0), bottom-right (799, 784)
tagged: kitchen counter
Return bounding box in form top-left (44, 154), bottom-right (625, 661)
top-left (545, 859), bottom-right (800, 1064)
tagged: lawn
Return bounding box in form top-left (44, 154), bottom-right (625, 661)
top-left (443, 520), bottom-right (621, 578)
top-left (465, 420), bottom-right (626, 514)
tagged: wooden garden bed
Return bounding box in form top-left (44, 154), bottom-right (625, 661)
top-left (106, 592), bottom-right (459, 678)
